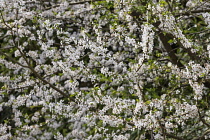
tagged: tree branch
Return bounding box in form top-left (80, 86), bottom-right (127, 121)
top-left (0, 52), bottom-right (29, 68)
top-left (192, 129), bottom-right (210, 140)
top-left (176, 9), bottom-right (210, 17)
top-left (68, 0), bottom-right (104, 5)
top-left (28, 65), bottom-right (70, 98)
top-left (0, 11), bottom-right (74, 100)
top-left (156, 30), bottom-right (184, 68)
top-left (198, 108), bottom-right (210, 128)
top-left (0, 51), bottom-right (73, 99)
top-left (157, 119), bottom-right (185, 140)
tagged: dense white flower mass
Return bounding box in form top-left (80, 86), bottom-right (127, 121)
top-left (0, 0), bottom-right (210, 139)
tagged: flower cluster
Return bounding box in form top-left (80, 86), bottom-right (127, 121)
top-left (0, 0), bottom-right (210, 139)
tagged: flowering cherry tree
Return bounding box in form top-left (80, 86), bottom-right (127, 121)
top-left (0, 0), bottom-right (210, 139)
